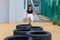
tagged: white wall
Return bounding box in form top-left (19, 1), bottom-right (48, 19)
top-left (9, 0), bottom-right (16, 22)
top-left (15, 0), bottom-right (26, 22)
top-left (0, 0), bottom-right (26, 22)
top-left (0, 0), bottom-right (9, 22)
top-left (9, 0), bottom-right (26, 22)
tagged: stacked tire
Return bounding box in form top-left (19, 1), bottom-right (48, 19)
top-left (4, 24), bottom-right (51, 40)
top-left (16, 24), bottom-right (32, 29)
top-left (29, 26), bottom-right (43, 31)
top-left (14, 28), bottom-right (31, 35)
top-left (4, 35), bottom-right (33, 40)
top-left (26, 31), bottom-right (51, 40)
top-left (14, 24), bottom-right (32, 35)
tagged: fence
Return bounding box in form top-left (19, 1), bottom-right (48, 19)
top-left (41, 0), bottom-right (60, 25)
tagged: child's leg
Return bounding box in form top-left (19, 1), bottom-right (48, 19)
top-left (28, 17), bottom-right (31, 24)
top-left (30, 14), bottom-right (33, 24)
top-left (27, 14), bottom-right (31, 24)
top-left (27, 14), bottom-right (33, 24)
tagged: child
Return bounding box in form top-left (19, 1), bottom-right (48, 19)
top-left (26, 5), bottom-right (34, 25)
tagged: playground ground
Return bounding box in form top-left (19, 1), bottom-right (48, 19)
top-left (0, 22), bottom-right (60, 40)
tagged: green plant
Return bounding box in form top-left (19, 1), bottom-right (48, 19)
top-left (53, 15), bottom-right (57, 22)
top-left (53, 15), bottom-right (60, 26)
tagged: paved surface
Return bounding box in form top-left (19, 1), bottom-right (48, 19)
top-left (23, 15), bottom-right (51, 22)
top-left (0, 22), bottom-right (60, 40)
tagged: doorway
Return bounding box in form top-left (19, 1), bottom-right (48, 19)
top-left (25, 0), bottom-right (41, 15)
top-left (23, 0), bottom-right (51, 22)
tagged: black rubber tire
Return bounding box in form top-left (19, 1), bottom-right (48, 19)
top-left (16, 24), bottom-right (32, 29)
top-left (26, 31), bottom-right (51, 40)
top-left (13, 28), bottom-right (31, 35)
top-left (4, 35), bottom-right (33, 40)
top-left (30, 26), bottom-right (43, 31)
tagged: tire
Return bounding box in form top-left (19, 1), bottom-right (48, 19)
top-left (16, 24), bottom-right (32, 29)
top-left (13, 28), bottom-right (31, 35)
top-left (4, 35), bottom-right (33, 40)
top-left (26, 31), bottom-right (51, 40)
top-left (30, 26), bottom-right (43, 31)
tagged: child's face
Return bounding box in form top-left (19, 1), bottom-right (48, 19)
top-left (29, 6), bottom-right (32, 10)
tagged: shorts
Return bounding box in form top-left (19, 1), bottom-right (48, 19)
top-left (27, 14), bottom-right (33, 22)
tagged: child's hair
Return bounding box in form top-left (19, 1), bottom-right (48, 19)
top-left (27, 4), bottom-right (33, 11)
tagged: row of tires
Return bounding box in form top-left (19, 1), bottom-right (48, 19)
top-left (4, 24), bottom-right (52, 40)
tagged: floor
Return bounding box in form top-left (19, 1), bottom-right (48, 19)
top-left (0, 22), bottom-right (60, 40)
top-left (23, 15), bottom-right (51, 22)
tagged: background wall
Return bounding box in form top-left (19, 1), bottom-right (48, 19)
top-left (0, 0), bottom-right (9, 22)
top-left (9, 0), bottom-right (26, 22)
top-left (0, 0), bottom-right (26, 22)
top-left (15, 0), bottom-right (26, 22)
